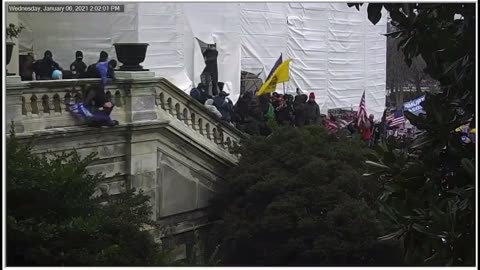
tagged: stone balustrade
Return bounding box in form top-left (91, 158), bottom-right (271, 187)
top-left (6, 76), bottom-right (245, 157)
top-left (6, 74), bottom-right (246, 253)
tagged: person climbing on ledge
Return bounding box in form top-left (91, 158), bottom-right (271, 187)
top-left (68, 84), bottom-right (119, 127)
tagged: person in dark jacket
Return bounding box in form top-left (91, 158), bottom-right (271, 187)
top-left (32, 50), bottom-right (62, 80)
top-left (305, 92), bottom-right (321, 125)
top-left (213, 90), bottom-right (234, 123)
top-left (80, 84), bottom-right (118, 127)
top-left (284, 94), bottom-right (295, 125)
top-left (293, 94), bottom-right (308, 127)
top-left (19, 53), bottom-right (35, 81)
top-left (275, 95), bottom-right (292, 125)
top-left (70, 51), bottom-right (87, 79)
top-left (233, 91), bottom-right (253, 124)
top-left (85, 51), bottom-right (109, 78)
top-left (203, 47), bottom-right (219, 96)
top-left (190, 83), bottom-right (210, 104)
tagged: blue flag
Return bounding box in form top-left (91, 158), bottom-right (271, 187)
top-left (266, 54), bottom-right (283, 82)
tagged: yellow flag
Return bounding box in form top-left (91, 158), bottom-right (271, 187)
top-left (257, 59), bottom-right (291, 96)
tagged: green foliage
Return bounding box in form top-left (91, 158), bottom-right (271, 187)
top-left (208, 126), bottom-right (402, 266)
top-left (6, 23), bottom-right (24, 40)
top-left (6, 127), bottom-right (167, 266)
top-left (350, 3), bottom-right (476, 266)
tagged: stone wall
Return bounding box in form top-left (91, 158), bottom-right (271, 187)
top-left (6, 74), bottom-right (246, 259)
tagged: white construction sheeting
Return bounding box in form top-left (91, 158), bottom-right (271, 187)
top-left (16, 2), bottom-right (386, 118)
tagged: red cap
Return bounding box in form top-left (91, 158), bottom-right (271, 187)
top-left (309, 92), bottom-right (315, 99)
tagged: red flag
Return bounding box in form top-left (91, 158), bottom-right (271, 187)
top-left (356, 91), bottom-right (368, 129)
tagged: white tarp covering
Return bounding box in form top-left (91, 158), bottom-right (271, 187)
top-left (16, 2), bottom-right (386, 118)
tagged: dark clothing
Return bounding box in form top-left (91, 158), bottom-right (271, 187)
top-left (204, 49), bottom-right (218, 73)
top-left (213, 95), bottom-right (233, 122)
top-left (84, 62), bottom-right (115, 85)
top-left (305, 100), bottom-right (321, 125)
top-left (233, 94), bottom-right (253, 123)
top-left (276, 104), bottom-right (293, 125)
top-left (293, 94), bottom-right (308, 127)
top-left (19, 54), bottom-right (35, 81)
top-left (190, 87), bottom-right (209, 104)
top-left (84, 63), bottom-right (98, 78)
top-left (70, 60), bottom-right (87, 79)
top-left (84, 84), bottom-right (109, 108)
top-left (32, 58), bottom-right (61, 80)
top-left (202, 70), bottom-right (219, 96)
top-left (202, 49), bottom-right (219, 96)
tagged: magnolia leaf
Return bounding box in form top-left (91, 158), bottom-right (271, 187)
top-left (411, 223), bottom-right (444, 238)
top-left (383, 30), bottom-right (404, 38)
top-left (378, 228), bottom-right (404, 241)
top-left (365, 160), bottom-right (391, 170)
top-left (367, 4), bottom-right (383, 25)
top-left (410, 134), bottom-right (432, 150)
top-left (362, 171), bottom-right (384, 177)
top-left (347, 3), bottom-right (363, 11)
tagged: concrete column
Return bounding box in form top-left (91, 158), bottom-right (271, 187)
top-left (5, 84), bottom-right (29, 134)
top-left (122, 73), bottom-right (160, 220)
top-left (6, 11), bottom-right (20, 76)
top-left (121, 72), bottom-right (158, 122)
top-left (126, 134), bottom-right (159, 221)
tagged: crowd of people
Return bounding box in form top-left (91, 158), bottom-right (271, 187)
top-left (18, 49), bottom-right (428, 142)
top-left (21, 50), bottom-right (116, 82)
top-left (21, 49), bottom-right (119, 127)
top-left (190, 84), bottom-right (385, 145)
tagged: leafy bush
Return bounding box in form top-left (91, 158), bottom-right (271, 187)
top-left (6, 127), bottom-right (167, 266)
top-left (207, 126), bottom-right (402, 266)
top-left (349, 3), bottom-right (476, 266)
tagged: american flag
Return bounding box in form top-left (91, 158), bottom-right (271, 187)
top-left (325, 118), bottom-right (338, 133)
top-left (357, 91), bottom-right (368, 129)
top-left (386, 110), bottom-right (405, 127)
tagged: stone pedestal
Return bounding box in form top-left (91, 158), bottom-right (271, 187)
top-left (6, 12), bottom-right (20, 75)
top-left (115, 71), bottom-right (155, 80)
top-left (6, 75), bottom-right (22, 85)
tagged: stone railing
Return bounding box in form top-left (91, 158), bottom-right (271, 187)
top-left (6, 79), bottom-right (128, 133)
top-left (154, 79), bottom-right (245, 153)
top-left (6, 76), bottom-right (246, 158)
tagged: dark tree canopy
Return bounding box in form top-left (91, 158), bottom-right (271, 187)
top-left (208, 126), bottom-right (402, 266)
top-left (349, 3), bottom-right (476, 266)
top-left (6, 129), bottom-right (167, 266)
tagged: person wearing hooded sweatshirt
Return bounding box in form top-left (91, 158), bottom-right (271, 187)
top-left (190, 83), bottom-right (210, 104)
top-left (70, 51), bottom-right (87, 79)
top-left (305, 92), bottom-right (321, 125)
top-left (32, 50), bottom-right (62, 80)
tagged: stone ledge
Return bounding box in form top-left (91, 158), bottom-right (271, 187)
top-left (6, 75), bottom-right (21, 85)
top-left (115, 71), bottom-right (156, 80)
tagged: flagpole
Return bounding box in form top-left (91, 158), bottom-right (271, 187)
top-left (283, 82), bottom-right (286, 95)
